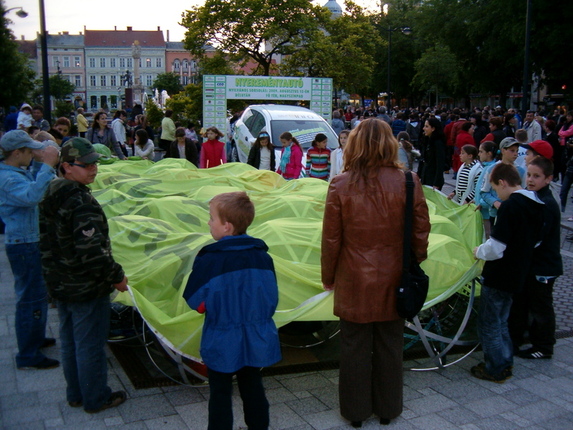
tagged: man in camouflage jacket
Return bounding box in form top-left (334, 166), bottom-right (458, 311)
top-left (39, 138), bottom-right (128, 413)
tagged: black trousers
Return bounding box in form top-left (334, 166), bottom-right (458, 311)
top-left (339, 319), bottom-right (404, 422)
top-left (207, 366), bottom-right (269, 430)
top-left (509, 275), bottom-right (556, 354)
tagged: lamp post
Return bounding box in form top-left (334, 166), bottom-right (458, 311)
top-left (386, 25), bottom-right (412, 109)
top-left (38, 0), bottom-right (52, 123)
top-left (5, 6), bottom-right (28, 18)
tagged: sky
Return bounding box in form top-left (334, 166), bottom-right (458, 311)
top-left (5, 0), bottom-right (382, 42)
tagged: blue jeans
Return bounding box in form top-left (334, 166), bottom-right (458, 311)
top-left (478, 285), bottom-right (514, 377)
top-left (6, 242), bottom-right (49, 367)
top-left (207, 366), bottom-right (269, 430)
top-left (57, 295), bottom-right (112, 411)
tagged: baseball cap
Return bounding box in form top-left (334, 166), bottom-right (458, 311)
top-left (522, 139), bottom-right (553, 159)
top-left (499, 137), bottom-right (519, 150)
top-left (60, 137), bottom-right (102, 164)
top-left (0, 130), bottom-right (44, 152)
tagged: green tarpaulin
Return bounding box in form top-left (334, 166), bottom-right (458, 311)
top-left (91, 159), bottom-right (483, 361)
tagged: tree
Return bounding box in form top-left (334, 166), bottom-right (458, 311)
top-left (49, 74), bottom-right (75, 101)
top-left (145, 99), bottom-right (164, 129)
top-left (0, 1), bottom-right (36, 109)
top-left (411, 44), bottom-right (460, 106)
top-left (152, 72), bottom-right (183, 95)
top-left (181, 0), bottom-right (329, 76)
top-left (280, 1), bottom-right (379, 97)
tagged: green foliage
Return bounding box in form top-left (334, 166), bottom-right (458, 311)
top-left (0, 2), bottom-right (36, 109)
top-left (54, 100), bottom-right (74, 118)
top-left (49, 74), bottom-right (75, 101)
top-left (166, 83), bottom-right (203, 124)
top-left (280, 1), bottom-right (379, 95)
top-left (412, 44), bottom-right (460, 97)
top-left (152, 72), bottom-right (183, 95)
top-left (200, 51), bottom-right (238, 76)
top-left (145, 99), bottom-right (164, 129)
top-left (181, 0), bottom-right (329, 76)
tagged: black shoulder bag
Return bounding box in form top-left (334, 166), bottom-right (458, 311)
top-left (396, 171), bottom-right (430, 319)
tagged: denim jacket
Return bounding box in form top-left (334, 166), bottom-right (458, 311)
top-left (0, 161), bottom-right (55, 244)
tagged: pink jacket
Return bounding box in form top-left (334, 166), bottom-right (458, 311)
top-left (558, 123), bottom-right (573, 146)
top-left (277, 144), bottom-right (303, 179)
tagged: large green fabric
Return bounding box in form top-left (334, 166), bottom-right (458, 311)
top-left (91, 159), bottom-right (483, 361)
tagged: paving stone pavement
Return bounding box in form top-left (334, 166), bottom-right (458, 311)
top-left (1, 171), bottom-right (572, 430)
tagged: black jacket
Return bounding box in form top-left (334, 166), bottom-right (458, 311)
top-left (247, 145), bottom-right (276, 171)
top-left (531, 185), bottom-right (563, 277)
top-left (167, 138), bottom-right (199, 167)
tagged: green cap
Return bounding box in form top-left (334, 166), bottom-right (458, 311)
top-left (60, 137), bottom-right (102, 164)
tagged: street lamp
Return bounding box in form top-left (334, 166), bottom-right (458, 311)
top-left (39, 0), bottom-right (52, 123)
top-left (5, 6), bottom-right (28, 18)
top-left (386, 26), bottom-right (412, 109)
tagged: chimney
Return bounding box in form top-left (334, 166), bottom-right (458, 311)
top-left (114, 26), bottom-right (117, 31)
top-left (83, 25), bottom-right (86, 32)
top-left (167, 29), bottom-right (170, 42)
top-left (127, 26), bottom-right (132, 31)
top-left (21, 35), bottom-right (24, 40)
top-left (157, 26), bottom-right (160, 31)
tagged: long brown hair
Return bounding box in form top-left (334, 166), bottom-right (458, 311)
top-left (343, 118), bottom-right (401, 184)
top-left (279, 131), bottom-right (302, 149)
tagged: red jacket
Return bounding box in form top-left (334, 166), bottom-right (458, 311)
top-left (200, 140), bottom-right (226, 168)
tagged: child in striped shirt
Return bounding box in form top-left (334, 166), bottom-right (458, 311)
top-left (448, 144), bottom-right (483, 204)
top-left (305, 133), bottom-right (331, 180)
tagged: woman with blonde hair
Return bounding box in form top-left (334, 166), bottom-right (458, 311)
top-left (321, 118), bottom-right (430, 427)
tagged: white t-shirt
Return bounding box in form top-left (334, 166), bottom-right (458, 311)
top-left (260, 146), bottom-right (271, 170)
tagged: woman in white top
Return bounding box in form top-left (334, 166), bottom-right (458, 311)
top-left (133, 129), bottom-right (155, 160)
top-left (247, 131), bottom-right (276, 171)
top-left (329, 130), bottom-right (349, 180)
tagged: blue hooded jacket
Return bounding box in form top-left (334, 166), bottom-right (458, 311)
top-left (183, 235), bottom-right (282, 373)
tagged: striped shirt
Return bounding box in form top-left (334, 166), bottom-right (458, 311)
top-left (456, 160), bottom-right (479, 203)
top-left (306, 147), bottom-right (331, 180)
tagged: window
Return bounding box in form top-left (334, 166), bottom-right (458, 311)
top-left (138, 58), bottom-right (142, 68)
top-left (52, 56), bottom-right (59, 67)
top-left (100, 75), bottom-right (107, 86)
top-left (156, 57), bottom-right (162, 68)
top-left (90, 75), bottom-right (96, 87)
top-left (89, 58), bottom-right (96, 68)
top-left (110, 58), bottom-right (116, 68)
top-left (63, 56), bottom-right (70, 68)
top-left (110, 75), bottom-right (117, 86)
top-left (74, 56), bottom-right (81, 67)
top-left (146, 58), bottom-right (151, 68)
top-left (182, 59), bottom-right (188, 72)
top-left (173, 59), bottom-right (180, 72)
top-left (75, 75), bottom-right (82, 87)
top-left (127, 58), bottom-right (133, 68)
top-left (100, 96), bottom-right (108, 109)
top-left (120, 58), bottom-right (125, 68)
top-left (146, 75), bottom-right (153, 86)
top-left (100, 58), bottom-right (106, 68)
top-left (110, 95), bottom-right (118, 109)
top-left (182, 76), bottom-right (188, 85)
top-left (90, 96), bottom-right (98, 109)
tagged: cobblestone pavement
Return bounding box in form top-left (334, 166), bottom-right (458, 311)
top-left (1, 171), bottom-right (572, 429)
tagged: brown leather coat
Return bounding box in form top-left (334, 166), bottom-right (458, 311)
top-left (321, 167), bottom-right (430, 323)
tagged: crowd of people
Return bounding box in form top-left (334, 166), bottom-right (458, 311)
top-left (0, 101), bottom-right (569, 428)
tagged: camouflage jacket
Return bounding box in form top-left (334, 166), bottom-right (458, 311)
top-left (39, 178), bottom-right (124, 302)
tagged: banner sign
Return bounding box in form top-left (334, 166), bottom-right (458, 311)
top-left (203, 75), bottom-right (333, 132)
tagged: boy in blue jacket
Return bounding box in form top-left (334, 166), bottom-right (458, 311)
top-left (183, 191), bottom-right (281, 430)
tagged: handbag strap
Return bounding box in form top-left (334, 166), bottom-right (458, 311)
top-left (402, 171), bottom-right (415, 272)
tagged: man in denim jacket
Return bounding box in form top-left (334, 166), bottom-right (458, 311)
top-left (0, 130), bottom-right (59, 369)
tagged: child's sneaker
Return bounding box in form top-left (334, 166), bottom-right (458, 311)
top-left (518, 348), bottom-right (552, 359)
top-left (470, 363), bottom-right (511, 383)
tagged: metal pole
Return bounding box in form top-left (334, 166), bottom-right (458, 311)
top-left (521, 0), bottom-right (532, 113)
top-left (39, 0), bottom-right (51, 123)
top-left (387, 27), bottom-right (392, 110)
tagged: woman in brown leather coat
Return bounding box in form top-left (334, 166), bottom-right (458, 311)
top-left (321, 118), bottom-right (430, 427)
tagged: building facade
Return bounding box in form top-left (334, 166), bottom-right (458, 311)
top-left (35, 33), bottom-right (86, 107)
top-left (84, 27), bottom-right (165, 111)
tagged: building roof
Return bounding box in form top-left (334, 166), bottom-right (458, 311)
top-left (16, 40), bottom-right (37, 58)
top-left (323, 0), bottom-right (343, 17)
top-left (45, 33), bottom-right (84, 47)
top-left (84, 29), bottom-right (165, 47)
